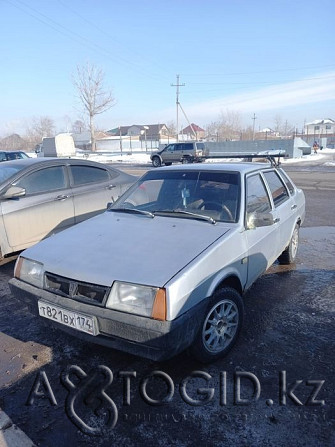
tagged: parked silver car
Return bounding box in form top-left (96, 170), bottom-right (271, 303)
top-left (10, 160), bottom-right (305, 362)
top-left (0, 158), bottom-right (135, 264)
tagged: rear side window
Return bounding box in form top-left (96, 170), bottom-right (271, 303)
top-left (263, 171), bottom-right (289, 207)
top-left (246, 174), bottom-right (272, 214)
top-left (70, 165), bottom-right (110, 186)
top-left (279, 170), bottom-right (295, 195)
top-left (182, 143), bottom-right (193, 151)
top-left (16, 166), bottom-right (67, 194)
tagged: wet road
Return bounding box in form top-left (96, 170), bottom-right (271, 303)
top-left (0, 163), bottom-right (334, 446)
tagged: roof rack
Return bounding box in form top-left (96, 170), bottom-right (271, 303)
top-left (207, 151), bottom-right (287, 168)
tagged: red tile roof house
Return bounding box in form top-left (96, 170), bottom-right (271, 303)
top-left (180, 123), bottom-right (205, 140)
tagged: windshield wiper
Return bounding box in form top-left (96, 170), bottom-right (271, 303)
top-left (108, 208), bottom-right (155, 218)
top-left (154, 210), bottom-right (216, 224)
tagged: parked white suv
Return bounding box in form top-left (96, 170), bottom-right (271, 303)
top-left (150, 142), bottom-right (205, 167)
top-left (10, 157), bottom-right (305, 363)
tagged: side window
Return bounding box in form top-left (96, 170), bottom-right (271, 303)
top-left (0, 152), bottom-right (6, 161)
top-left (7, 152), bottom-right (22, 160)
top-left (246, 174), bottom-right (272, 215)
top-left (183, 143), bottom-right (193, 151)
top-left (175, 144), bottom-right (183, 151)
top-left (70, 165), bottom-right (110, 186)
top-left (16, 166), bottom-right (67, 195)
top-left (278, 170), bottom-right (295, 195)
top-left (166, 145), bottom-right (174, 151)
top-left (263, 171), bottom-right (289, 207)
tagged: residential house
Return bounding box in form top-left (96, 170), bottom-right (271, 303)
top-left (180, 123), bottom-right (205, 140)
top-left (107, 124), bottom-right (169, 140)
top-left (304, 119), bottom-right (335, 136)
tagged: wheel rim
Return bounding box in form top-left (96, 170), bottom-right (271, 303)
top-left (202, 299), bottom-right (239, 353)
top-left (153, 157), bottom-right (160, 167)
top-left (291, 227), bottom-right (299, 258)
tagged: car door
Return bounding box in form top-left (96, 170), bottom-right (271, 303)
top-left (162, 144), bottom-right (176, 163)
top-left (262, 170), bottom-right (295, 252)
top-left (181, 142), bottom-right (194, 159)
top-left (68, 164), bottom-right (120, 223)
top-left (1, 164), bottom-right (74, 251)
top-left (244, 173), bottom-right (279, 288)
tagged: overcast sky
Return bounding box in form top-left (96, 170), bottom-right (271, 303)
top-left (1, 0), bottom-right (334, 135)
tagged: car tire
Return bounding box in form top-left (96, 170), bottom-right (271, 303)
top-left (152, 156), bottom-right (161, 167)
top-left (278, 223), bottom-right (299, 265)
top-left (164, 162), bottom-right (172, 166)
top-left (181, 157), bottom-right (191, 164)
top-left (190, 287), bottom-right (244, 363)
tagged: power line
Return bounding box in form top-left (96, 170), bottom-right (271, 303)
top-left (56, 0), bottom-right (171, 82)
top-left (4, 0), bottom-right (167, 84)
top-left (181, 64), bottom-right (335, 77)
top-left (186, 75), bottom-right (335, 86)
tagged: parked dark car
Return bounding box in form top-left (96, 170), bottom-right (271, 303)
top-left (0, 158), bottom-right (136, 264)
top-left (0, 151), bottom-right (30, 162)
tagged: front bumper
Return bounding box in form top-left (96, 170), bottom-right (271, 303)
top-left (9, 278), bottom-right (206, 361)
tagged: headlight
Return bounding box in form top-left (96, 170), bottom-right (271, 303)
top-left (14, 257), bottom-right (44, 289)
top-left (106, 281), bottom-right (166, 320)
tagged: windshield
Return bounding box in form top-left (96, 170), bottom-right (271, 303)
top-left (0, 165), bottom-right (25, 183)
top-left (111, 170), bottom-right (240, 222)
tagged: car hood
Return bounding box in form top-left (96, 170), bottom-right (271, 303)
top-left (22, 211), bottom-right (232, 287)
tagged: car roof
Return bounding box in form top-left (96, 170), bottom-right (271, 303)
top-left (154, 162), bottom-right (274, 175)
top-left (0, 157), bottom-right (117, 170)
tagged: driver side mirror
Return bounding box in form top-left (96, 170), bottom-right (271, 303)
top-left (247, 211), bottom-right (274, 229)
top-left (2, 186), bottom-right (26, 199)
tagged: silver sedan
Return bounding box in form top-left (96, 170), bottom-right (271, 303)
top-left (0, 158), bottom-right (135, 264)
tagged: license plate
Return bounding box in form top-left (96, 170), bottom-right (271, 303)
top-left (38, 301), bottom-right (98, 336)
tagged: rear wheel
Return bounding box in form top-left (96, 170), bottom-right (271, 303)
top-left (278, 223), bottom-right (299, 264)
top-left (190, 287), bottom-right (244, 363)
top-left (152, 156), bottom-right (161, 167)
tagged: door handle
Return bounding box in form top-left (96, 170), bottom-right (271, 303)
top-left (291, 204), bottom-right (297, 210)
top-left (107, 184), bottom-right (116, 190)
top-left (55, 194), bottom-right (69, 201)
top-left (274, 217), bottom-right (280, 223)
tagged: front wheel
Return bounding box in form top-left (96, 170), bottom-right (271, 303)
top-left (278, 223), bottom-right (299, 264)
top-left (152, 156), bottom-right (161, 167)
top-left (190, 287), bottom-right (244, 363)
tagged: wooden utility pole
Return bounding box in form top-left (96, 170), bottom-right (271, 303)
top-left (171, 75), bottom-right (185, 142)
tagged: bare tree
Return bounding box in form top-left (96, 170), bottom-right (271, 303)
top-left (273, 114), bottom-right (294, 137)
top-left (73, 63), bottom-right (115, 150)
top-left (72, 119), bottom-right (88, 134)
top-left (206, 110), bottom-right (242, 141)
top-left (25, 116), bottom-right (55, 147)
top-left (166, 120), bottom-right (177, 139)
